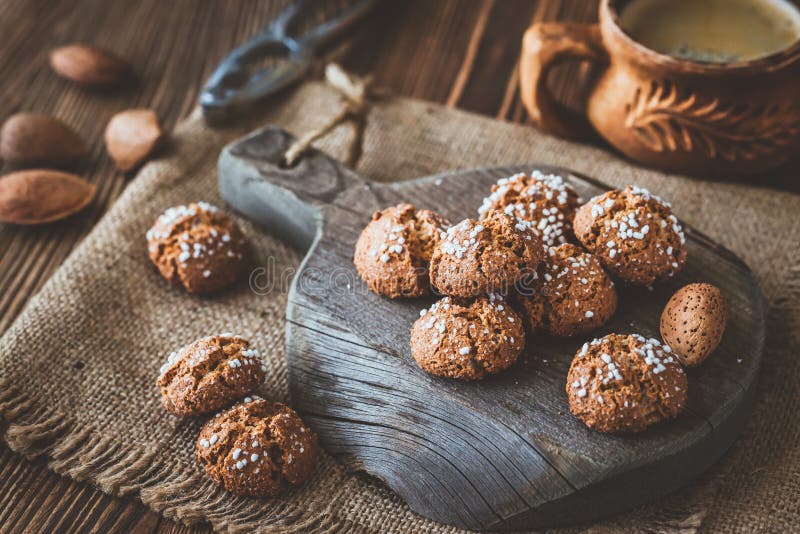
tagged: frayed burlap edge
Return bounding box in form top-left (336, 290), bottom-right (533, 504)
top-left (0, 368), bottom-right (719, 534)
top-left (0, 378), bottom-right (368, 534)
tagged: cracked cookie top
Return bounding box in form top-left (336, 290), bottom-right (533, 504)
top-left (410, 294), bottom-right (525, 380)
top-left (429, 211), bottom-right (545, 298)
top-left (146, 202), bottom-right (248, 294)
top-left (573, 186), bottom-right (686, 286)
top-left (195, 397), bottom-right (318, 497)
top-left (157, 334), bottom-right (266, 416)
top-left (514, 243), bottom-right (617, 337)
top-left (354, 203), bottom-right (450, 298)
top-left (566, 333), bottom-right (687, 433)
top-left (478, 171), bottom-right (581, 247)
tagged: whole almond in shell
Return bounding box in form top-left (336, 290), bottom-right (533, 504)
top-left (0, 113), bottom-right (88, 167)
top-left (0, 170), bottom-right (96, 225)
top-left (660, 283), bottom-right (727, 367)
top-left (49, 44), bottom-right (131, 86)
top-left (104, 109), bottom-right (163, 172)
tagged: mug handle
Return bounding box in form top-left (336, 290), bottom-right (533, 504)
top-left (520, 23), bottom-right (607, 140)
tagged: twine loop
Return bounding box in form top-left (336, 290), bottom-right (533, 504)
top-left (282, 63), bottom-right (377, 168)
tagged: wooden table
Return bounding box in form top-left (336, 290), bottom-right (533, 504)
top-left (0, 0), bottom-right (597, 531)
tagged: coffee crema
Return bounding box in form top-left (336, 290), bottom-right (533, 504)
top-left (619, 0), bottom-right (800, 63)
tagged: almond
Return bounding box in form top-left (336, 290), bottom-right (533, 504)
top-left (660, 283), bottom-right (727, 367)
top-left (0, 113), bottom-right (88, 167)
top-left (0, 170), bottom-right (96, 225)
top-left (49, 44), bottom-right (131, 86)
top-left (104, 109), bottom-right (163, 172)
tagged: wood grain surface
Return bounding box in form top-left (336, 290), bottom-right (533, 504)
top-left (0, 0), bottom-right (601, 532)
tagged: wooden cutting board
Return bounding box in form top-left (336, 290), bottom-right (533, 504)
top-left (219, 127), bottom-right (764, 531)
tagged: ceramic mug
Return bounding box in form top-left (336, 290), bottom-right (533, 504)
top-left (520, 0), bottom-right (800, 177)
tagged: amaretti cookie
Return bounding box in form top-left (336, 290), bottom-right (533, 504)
top-left (660, 283), bottom-right (727, 367)
top-left (573, 186), bottom-right (686, 286)
top-left (566, 334), bottom-right (687, 433)
top-left (354, 203), bottom-right (450, 298)
top-left (478, 171), bottom-right (581, 246)
top-left (515, 244), bottom-right (617, 337)
top-left (410, 295), bottom-right (524, 380)
top-left (429, 211), bottom-right (545, 298)
top-left (147, 202), bottom-right (248, 294)
top-left (158, 334), bottom-right (266, 416)
top-left (195, 397), bottom-right (318, 497)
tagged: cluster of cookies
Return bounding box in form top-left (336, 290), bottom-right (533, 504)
top-left (147, 204), bottom-right (319, 497)
top-left (355, 172), bottom-right (727, 434)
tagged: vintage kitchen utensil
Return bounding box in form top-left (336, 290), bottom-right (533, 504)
top-left (218, 126), bottom-right (764, 530)
top-left (519, 0), bottom-right (800, 177)
top-left (200, 0), bottom-right (380, 124)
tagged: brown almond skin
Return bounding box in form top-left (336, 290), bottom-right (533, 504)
top-left (660, 283), bottom-right (727, 367)
top-left (105, 109), bottom-right (163, 171)
top-left (0, 170), bottom-right (95, 225)
top-left (0, 113), bottom-right (88, 167)
top-left (49, 44), bottom-right (131, 86)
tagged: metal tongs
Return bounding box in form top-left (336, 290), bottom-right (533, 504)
top-left (200, 0), bottom-right (381, 124)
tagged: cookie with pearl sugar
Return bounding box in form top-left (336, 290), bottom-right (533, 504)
top-left (566, 333), bottom-right (687, 433)
top-left (146, 201), bottom-right (248, 294)
top-left (195, 397), bottom-right (319, 497)
top-left (410, 294), bottom-right (525, 380)
top-left (573, 186), bottom-right (686, 286)
top-left (478, 170), bottom-right (581, 247)
top-left (157, 334), bottom-right (266, 417)
top-left (429, 210), bottom-right (545, 298)
top-left (514, 243), bottom-right (617, 337)
top-left (354, 203), bottom-right (450, 298)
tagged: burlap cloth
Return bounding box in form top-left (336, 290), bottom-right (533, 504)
top-left (1, 81), bottom-right (798, 533)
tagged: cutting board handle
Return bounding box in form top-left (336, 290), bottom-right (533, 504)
top-left (219, 126), bottom-right (368, 250)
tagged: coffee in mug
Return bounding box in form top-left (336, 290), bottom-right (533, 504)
top-left (619, 0), bottom-right (800, 63)
top-left (520, 0), bottom-right (800, 177)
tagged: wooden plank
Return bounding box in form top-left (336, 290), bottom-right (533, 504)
top-left (0, 0), bottom-right (608, 531)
